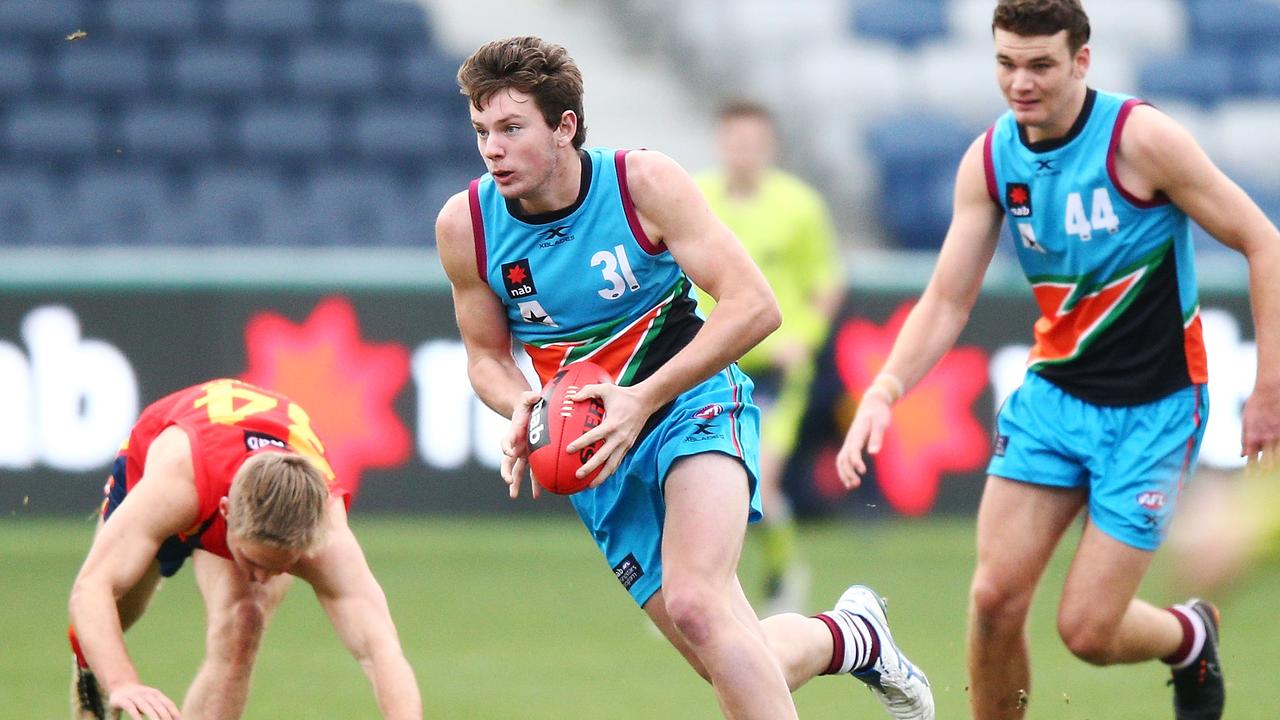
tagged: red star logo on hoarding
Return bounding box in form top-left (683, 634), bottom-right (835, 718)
top-left (240, 296), bottom-right (411, 498)
top-left (833, 302), bottom-right (990, 516)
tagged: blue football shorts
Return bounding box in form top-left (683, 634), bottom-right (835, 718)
top-left (569, 364), bottom-right (762, 607)
top-left (988, 371), bottom-right (1208, 551)
top-left (102, 455), bottom-right (196, 577)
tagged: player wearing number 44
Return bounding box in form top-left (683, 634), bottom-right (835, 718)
top-left (837, 1), bottom-right (1280, 719)
top-left (67, 379), bottom-right (421, 720)
top-left (437, 36), bottom-right (934, 720)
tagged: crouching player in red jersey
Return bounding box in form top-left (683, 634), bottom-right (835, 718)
top-left (68, 379), bottom-right (421, 720)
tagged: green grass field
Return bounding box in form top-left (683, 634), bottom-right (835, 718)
top-left (3, 514), bottom-right (1276, 719)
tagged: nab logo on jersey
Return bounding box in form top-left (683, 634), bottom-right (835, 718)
top-left (1006, 183), bottom-right (1032, 217)
top-left (501, 259), bottom-right (537, 299)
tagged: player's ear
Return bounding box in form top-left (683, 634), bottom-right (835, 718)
top-left (218, 496), bottom-right (230, 518)
top-left (556, 110), bottom-right (578, 148)
top-left (1072, 44), bottom-right (1090, 80)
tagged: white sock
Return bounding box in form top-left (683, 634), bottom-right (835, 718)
top-left (818, 610), bottom-right (878, 674)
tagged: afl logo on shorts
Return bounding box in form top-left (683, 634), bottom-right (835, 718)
top-left (692, 403), bottom-right (723, 420)
top-left (1136, 491), bottom-right (1166, 510)
top-left (1006, 182), bottom-right (1032, 217)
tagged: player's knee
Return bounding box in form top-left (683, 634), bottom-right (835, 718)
top-left (209, 599), bottom-right (269, 660)
top-left (969, 573), bottom-right (1032, 629)
top-left (1057, 613), bottom-right (1114, 666)
top-left (662, 582), bottom-right (722, 647)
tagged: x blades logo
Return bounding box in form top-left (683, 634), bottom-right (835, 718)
top-left (538, 225), bottom-right (574, 248)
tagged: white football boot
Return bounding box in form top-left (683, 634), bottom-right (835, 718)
top-left (836, 585), bottom-right (935, 720)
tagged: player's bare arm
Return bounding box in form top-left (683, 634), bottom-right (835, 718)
top-left (567, 149), bottom-right (781, 483)
top-left (436, 191), bottom-right (542, 497)
top-left (294, 501), bottom-right (422, 720)
top-left (836, 135), bottom-right (1004, 487)
top-left (1118, 105), bottom-right (1280, 463)
top-left (69, 426), bottom-right (198, 720)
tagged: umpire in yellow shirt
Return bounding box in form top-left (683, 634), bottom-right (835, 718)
top-left (695, 99), bottom-right (843, 615)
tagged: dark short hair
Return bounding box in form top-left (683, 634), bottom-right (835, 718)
top-left (457, 35), bottom-right (587, 149)
top-left (716, 98), bottom-right (775, 125)
top-left (993, 0), bottom-right (1091, 54)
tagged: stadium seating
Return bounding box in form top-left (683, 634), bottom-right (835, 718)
top-left (0, 0), bottom-right (466, 247)
top-left (120, 105), bottom-right (220, 160)
top-left (104, 0), bottom-right (203, 39)
top-left (5, 102), bottom-right (100, 159)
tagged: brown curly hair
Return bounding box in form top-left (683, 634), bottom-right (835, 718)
top-left (457, 36), bottom-right (588, 149)
top-left (993, 0), bottom-right (1091, 54)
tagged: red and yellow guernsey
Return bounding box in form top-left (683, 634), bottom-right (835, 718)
top-left (469, 147), bottom-right (703, 388)
top-left (115, 379), bottom-right (344, 558)
top-left (984, 89), bottom-right (1208, 405)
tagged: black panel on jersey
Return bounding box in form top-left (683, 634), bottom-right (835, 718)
top-left (1034, 243), bottom-right (1193, 405)
top-left (631, 279), bottom-right (706, 442)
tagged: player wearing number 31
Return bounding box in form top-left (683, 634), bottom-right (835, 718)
top-left (68, 379), bottom-right (421, 720)
top-left (437, 36), bottom-right (933, 720)
top-left (837, 1), bottom-right (1280, 718)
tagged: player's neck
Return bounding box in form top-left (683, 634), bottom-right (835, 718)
top-left (515, 148), bottom-right (585, 216)
top-left (725, 170), bottom-right (765, 200)
top-left (1024, 83), bottom-right (1090, 144)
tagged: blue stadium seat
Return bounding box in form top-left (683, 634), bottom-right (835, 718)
top-left (190, 169), bottom-right (293, 245)
top-left (4, 102), bottom-right (100, 158)
top-left (287, 43), bottom-right (383, 97)
top-left (338, 1), bottom-right (433, 46)
top-left (1187, 0), bottom-right (1280, 54)
top-left (66, 168), bottom-right (175, 245)
top-left (172, 45), bottom-right (271, 99)
top-left (403, 48), bottom-right (461, 102)
top-left (1253, 53), bottom-right (1280, 98)
top-left (0, 171), bottom-right (68, 245)
top-left (0, 0), bottom-right (88, 41)
top-left (1138, 51), bottom-right (1240, 107)
top-left (105, 0), bottom-right (201, 39)
top-left (865, 113), bottom-right (972, 249)
top-left (352, 104), bottom-right (450, 163)
top-left (221, 0), bottom-right (318, 39)
top-left (852, 0), bottom-right (948, 48)
top-left (302, 170), bottom-right (403, 246)
top-left (121, 105), bottom-right (219, 159)
top-left (0, 47), bottom-right (37, 97)
top-left (54, 44), bottom-right (151, 98)
top-left (237, 106), bottom-right (333, 160)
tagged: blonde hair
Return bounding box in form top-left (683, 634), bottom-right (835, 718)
top-left (225, 453), bottom-right (329, 551)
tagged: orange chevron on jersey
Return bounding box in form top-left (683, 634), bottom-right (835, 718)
top-left (1183, 309), bottom-right (1209, 383)
top-left (1028, 265), bottom-right (1146, 366)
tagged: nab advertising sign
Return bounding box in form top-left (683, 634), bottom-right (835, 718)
top-left (0, 287), bottom-right (1257, 518)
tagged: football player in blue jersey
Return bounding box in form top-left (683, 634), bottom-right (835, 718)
top-left (836, 1), bottom-right (1279, 719)
top-left (436, 36), bottom-right (933, 720)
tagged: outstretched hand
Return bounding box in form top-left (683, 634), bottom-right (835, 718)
top-left (501, 390), bottom-right (543, 500)
top-left (835, 389), bottom-right (895, 489)
top-left (565, 382), bottom-right (652, 488)
top-left (1242, 383), bottom-right (1280, 472)
top-left (109, 683), bottom-right (181, 720)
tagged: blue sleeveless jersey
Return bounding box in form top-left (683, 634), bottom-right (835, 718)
top-left (469, 147), bottom-right (703, 387)
top-left (985, 89), bottom-right (1207, 405)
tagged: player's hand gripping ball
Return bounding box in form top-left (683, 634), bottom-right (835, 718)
top-left (527, 361), bottom-right (611, 494)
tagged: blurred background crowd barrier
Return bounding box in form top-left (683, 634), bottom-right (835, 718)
top-left (0, 0), bottom-right (1267, 517)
